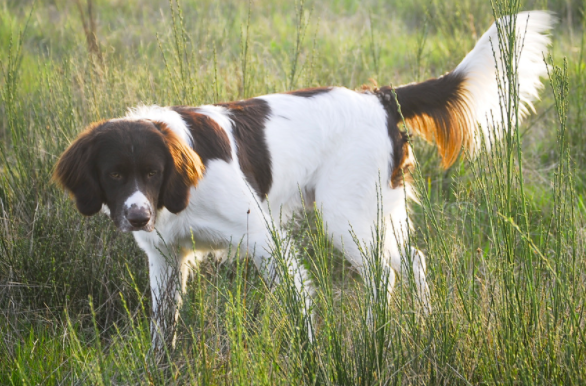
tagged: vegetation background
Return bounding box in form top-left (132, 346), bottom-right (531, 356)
top-left (1, 0), bottom-right (585, 384)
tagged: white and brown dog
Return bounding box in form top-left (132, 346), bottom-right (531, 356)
top-left (54, 12), bottom-right (553, 345)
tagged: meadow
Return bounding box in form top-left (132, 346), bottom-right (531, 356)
top-left (1, 0), bottom-right (585, 384)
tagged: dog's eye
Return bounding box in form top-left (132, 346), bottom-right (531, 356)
top-left (109, 172), bottom-right (122, 180)
top-left (147, 170), bottom-right (158, 178)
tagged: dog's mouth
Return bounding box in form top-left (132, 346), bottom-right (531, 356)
top-left (127, 222), bottom-right (155, 233)
top-left (118, 219), bottom-right (155, 233)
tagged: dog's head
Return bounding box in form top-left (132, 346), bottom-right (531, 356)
top-left (53, 119), bottom-right (204, 232)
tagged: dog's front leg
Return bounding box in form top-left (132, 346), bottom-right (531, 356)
top-left (139, 242), bottom-right (181, 350)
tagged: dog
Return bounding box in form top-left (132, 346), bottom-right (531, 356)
top-left (54, 11), bottom-right (553, 346)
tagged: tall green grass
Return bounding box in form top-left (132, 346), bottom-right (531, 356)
top-left (1, 0), bottom-right (585, 384)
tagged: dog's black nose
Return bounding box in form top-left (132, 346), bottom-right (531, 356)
top-left (127, 209), bottom-right (151, 228)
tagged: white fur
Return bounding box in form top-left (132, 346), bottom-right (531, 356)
top-left (120, 11), bottom-right (552, 347)
top-left (454, 11), bottom-right (554, 148)
top-left (130, 88), bottom-right (421, 346)
top-left (125, 105), bottom-right (193, 147)
top-left (124, 190), bottom-right (151, 211)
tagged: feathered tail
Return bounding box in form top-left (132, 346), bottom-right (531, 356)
top-left (378, 11), bottom-right (554, 167)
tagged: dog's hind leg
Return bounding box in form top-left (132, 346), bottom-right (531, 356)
top-left (317, 201), bottom-right (397, 328)
top-left (314, 180), bottom-right (397, 311)
top-left (386, 231), bottom-right (431, 314)
top-left (380, 197), bottom-right (431, 313)
top-left (408, 247), bottom-right (431, 313)
top-left (316, 181), bottom-right (430, 314)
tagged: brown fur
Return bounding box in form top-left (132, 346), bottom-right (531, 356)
top-left (52, 120), bottom-right (107, 215)
top-left (170, 107), bottom-right (232, 164)
top-left (389, 131), bottom-right (414, 189)
top-left (153, 121), bottom-right (205, 191)
top-left (370, 92), bottom-right (414, 189)
top-left (285, 87), bottom-right (332, 98)
top-left (217, 99), bottom-right (273, 199)
top-left (378, 71), bottom-right (474, 168)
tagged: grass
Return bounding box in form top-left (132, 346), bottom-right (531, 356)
top-left (1, 0), bottom-right (585, 384)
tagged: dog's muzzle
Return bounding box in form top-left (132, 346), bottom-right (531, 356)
top-left (121, 190), bottom-right (155, 231)
top-left (126, 207), bottom-right (152, 228)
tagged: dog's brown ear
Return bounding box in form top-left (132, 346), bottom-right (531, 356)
top-left (154, 121), bottom-right (205, 214)
top-left (53, 123), bottom-right (105, 216)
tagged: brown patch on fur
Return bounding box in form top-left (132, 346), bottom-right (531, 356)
top-left (217, 99), bottom-right (273, 199)
top-left (390, 134), bottom-right (414, 188)
top-left (52, 120), bottom-right (107, 215)
top-left (153, 121), bottom-right (205, 189)
top-left (373, 96), bottom-right (415, 189)
top-left (285, 87), bottom-right (332, 98)
top-left (52, 120), bottom-right (107, 188)
top-left (171, 107), bottom-right (232, 165)
top-left (359, 78), bottom-right (379, 92)
top-left (378, 71), bottom-right (474, 168)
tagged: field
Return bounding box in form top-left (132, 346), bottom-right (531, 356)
top-left (1, 0), bottom-right (585, 384)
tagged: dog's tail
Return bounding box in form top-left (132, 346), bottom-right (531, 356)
top-left (378, 11), bottom-right (554, 168)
